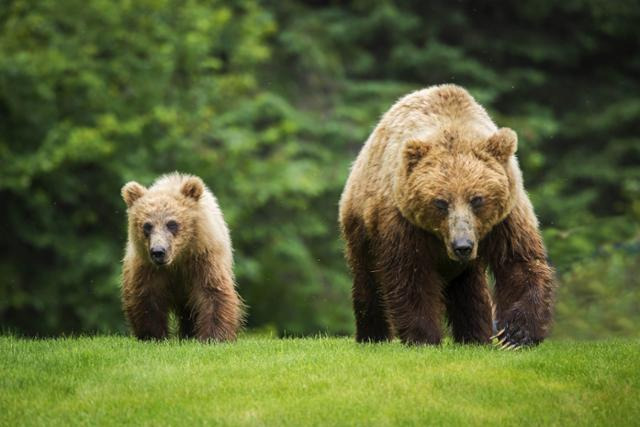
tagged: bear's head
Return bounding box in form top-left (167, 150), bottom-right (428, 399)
top-left (121, 176), bottom-right (205, 267)
top-left (396, 128), bottom-right (518, 262)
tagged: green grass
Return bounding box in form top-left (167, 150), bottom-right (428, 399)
top-left (1, 336), bottom-right (638, 426)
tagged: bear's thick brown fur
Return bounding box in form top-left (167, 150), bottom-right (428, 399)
top-left (339, 84), bottom-right (555, 347)
top-left (121, 173), bottom-right (243, 341)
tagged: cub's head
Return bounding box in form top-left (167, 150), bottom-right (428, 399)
top-left (397, 128), bottom-right (518, 262)
top-left (121, 176), bottom-right (204, 267)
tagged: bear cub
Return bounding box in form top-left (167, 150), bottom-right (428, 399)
top-left (339, 84), bottom-right (556, 348)
top-left (121, 172), bottom-right (243, 341)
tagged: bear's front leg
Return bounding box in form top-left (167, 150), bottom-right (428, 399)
top-left (177, 308), bottom-right (196, 339)
top-left (373, 215), bottom-right (445, 345)
top-left (122, 265), bottom-right (169, 340)
top-left (487, 202), bottom-right (556, 348)
top-left (190, 264), bottom-right (243, 342)
top-left (444, 264), bottom-right (493, 344)
top-left (342, 213), bottom-right (392, 343)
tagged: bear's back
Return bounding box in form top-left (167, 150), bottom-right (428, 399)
top-left (379, 84), bottom-right (496, 152)
top-left (340, 85), bottom-right (500, 224)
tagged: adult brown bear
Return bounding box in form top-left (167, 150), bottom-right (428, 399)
top-left (339, 85), bottom-right (555, 348)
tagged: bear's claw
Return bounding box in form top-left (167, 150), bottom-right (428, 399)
top-left (491, 322), bottom-right (539, 350)
top-left (489, 328), bottom-right (505, 341)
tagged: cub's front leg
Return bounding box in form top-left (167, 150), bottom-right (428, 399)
top-left (121, 262), bottom-right (169, 340)
top-left (189, 258), bottom-right (244, 342)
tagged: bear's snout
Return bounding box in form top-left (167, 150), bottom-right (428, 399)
top-left (447, 208), bottom-right (477, 262)
top-left (150, 246), bottom-right (167, 265)
top-left (452, 238), bottom-right (474, 261)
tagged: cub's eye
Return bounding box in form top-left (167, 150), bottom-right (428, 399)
top-left (471, 196), bottom-right (484, 209)
top-left (434, 199), bottom-right (449, 211)
top-left (166, 220), bottom-right (179, 234)
top-left (142, 222), bottom-right (153, 236)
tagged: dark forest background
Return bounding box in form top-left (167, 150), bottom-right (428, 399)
top-left (1, 0), bottom-right (639, 338)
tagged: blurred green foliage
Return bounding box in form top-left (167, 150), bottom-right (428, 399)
top-left (1, 0), bottom-right (638, 338)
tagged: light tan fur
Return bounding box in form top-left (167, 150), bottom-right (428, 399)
top-left (121, 172), bottom-right (243, 341)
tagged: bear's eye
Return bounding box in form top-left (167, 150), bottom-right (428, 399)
top-left (166, 220), bottom-right (179, 234)
top-left (142, 222), bottom-right (153, 236)
top-left (434, 199), bottom-right (449, 212)
top-left (471, 196), bottom-right (484, 209)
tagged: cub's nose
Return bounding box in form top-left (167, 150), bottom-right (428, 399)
top-left (452, 239), bottom-right (473, 260)
top-left (150, 247), bottom-right (166, 264)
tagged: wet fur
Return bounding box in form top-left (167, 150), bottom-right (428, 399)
top-left (339, 85), bottom-right (555, 346)
top-left (121, 173), bottom-right (244, 341)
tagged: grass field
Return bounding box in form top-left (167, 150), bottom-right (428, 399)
top-left (1, 336), bottom-right (638, 426)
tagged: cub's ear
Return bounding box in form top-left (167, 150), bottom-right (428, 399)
top-left (121, 181), bottom-right (147, 207)
top-left (403, 139), bottom-right (431, 173)
top-left (483, 128), bottom-right (517, 163)
top-left (180, 176), bottom-right (204, 201)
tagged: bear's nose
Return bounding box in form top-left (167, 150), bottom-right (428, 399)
top-left (150, 247), bottom-right (166, 264)
top-left (452, 239), bottom-right (473, 259)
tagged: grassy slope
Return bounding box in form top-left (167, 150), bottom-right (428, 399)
top-left (0, 337), bottom-right (638, 426)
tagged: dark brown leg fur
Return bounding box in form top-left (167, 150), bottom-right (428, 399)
top-left (124, 291), bottom-right (169, 340)
top-left (343, 214), bottom-right (391, 342)
top-left (191, 287), bottom-right (240, 342)
top-left (122, 266), bottom-right (169, 340)
top-left (190, 261), bottom-right (242, 342)
top-left (372, 212), bottom-right (444, 345)
top-left (445, 264), bottom-right (492, 344)
top-left (178, 308), bottom-right (196, 339)
top-left (484, 202), bottom-right (556, 346)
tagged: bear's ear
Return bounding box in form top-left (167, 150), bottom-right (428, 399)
top-left (181, 176), bottom-right (204, 201)
top-left (483, 128), bottom-right (517, 163)
top-left (403, 139), bottom-right (431, 173)
top-left (121, 181), bottom-right (147, 208)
